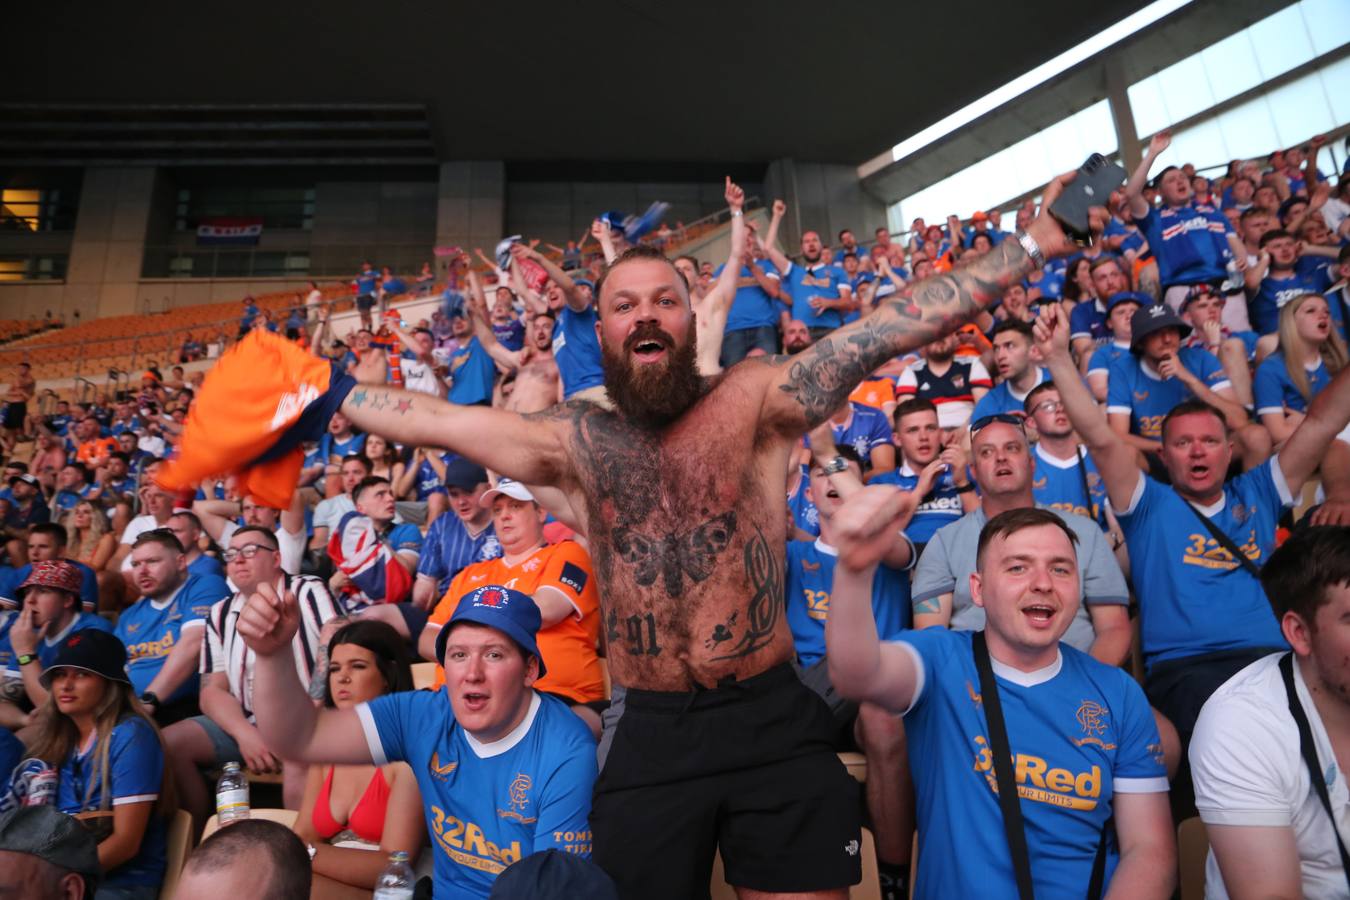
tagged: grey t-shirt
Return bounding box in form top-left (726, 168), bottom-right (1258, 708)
top-left (911, 504), bottom-right (1129, 652)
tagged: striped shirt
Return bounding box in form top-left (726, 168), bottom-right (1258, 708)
top-left (201, 574), bottom-right (340, 721)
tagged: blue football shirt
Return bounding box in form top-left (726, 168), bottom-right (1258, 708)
top-left (552, 305), bottom-right (604, 398)
top-left (971, 368), bottom-right (1050, 421)
top-left (717, 260), bottom-right (782, 332)
top-left (870, 465), bottom-right (965, 545)
top-left (897, 628), bottom-right (1167, 900)
top-left (358, 690), bottom-right (597, 899)
top-left (417, 516), bottom-right (502, 596)
top-left (1105, 348), bottom-right (1229, 440)
top-left (56, 715), bottom-right (166, 888)
top-left (785, 538), bottom-right (912, 667)
top-left (115, 572), bottom-right (227, 701)
top-left (1254, 352), bottom-right (1329, 417)
top-left (1115, 461), bottom-right (1292, 668)
top-left (1032, 444), bottom-right (1109, 530)
top-left (449, 337), bottom-right (497, 406)
top-left (782, 262), bottom-right (851, 330)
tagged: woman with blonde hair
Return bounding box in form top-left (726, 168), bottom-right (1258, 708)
top-left (64, 500), bottom-right (116, 572)
top-left (26, 629), bottom-right (174, 899)
top-left (1254, 293), bottom-right (1349, 447)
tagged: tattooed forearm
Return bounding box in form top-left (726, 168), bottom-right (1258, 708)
top-left (346, 388), bottom-right (415, 414)
top-left (777, 237), bottom-right (1032, 424)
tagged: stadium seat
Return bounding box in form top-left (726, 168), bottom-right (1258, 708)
top-left (159, 808), bottom-right (194, 900)
top-left (199, 806), bottom-right (298, 842)
top-left (412, 661), bottom-right (436, 690)
top-left (838, 751), bottom-right (867, 784)
top-left (711, 826), bottom-right (880, 899)
top-left (1178, 817), bottom-right (1209, 900)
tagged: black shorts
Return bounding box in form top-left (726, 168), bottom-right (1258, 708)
top-left (591, 664), bottom-right (861, 899)
top-left (356, 294), bottom-right (376, 311)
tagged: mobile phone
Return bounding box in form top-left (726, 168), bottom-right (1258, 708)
top-left (1048, 153), bottom-right (1127, 244)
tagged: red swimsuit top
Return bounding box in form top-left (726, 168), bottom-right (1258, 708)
top-left (312, 766), bottom-right (389, 844)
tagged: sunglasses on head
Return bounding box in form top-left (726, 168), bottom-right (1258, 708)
top-left (969, 413), bottom-right (1026, 437)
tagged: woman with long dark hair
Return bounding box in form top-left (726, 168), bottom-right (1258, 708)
top-left (292, 620), bottom-right (426, 899)
top-left (27, 629), bottom-right (174, 899)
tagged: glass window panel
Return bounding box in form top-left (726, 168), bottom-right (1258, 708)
top-left (1321, 56), bottom-right (1350, 125)
top-left (1265, 72), bottom-right (1335, 147)
top-left (1247, 5), bottom-right (1315, 82)
top-left (1199, 31), bottom-right (1263, 101)
top-left (1301, 0), bottom-right (1350, 57)
top-left (1128, 75), bottom-right (1169, 138)
top-left (1152, 54), bottom-right (1218, 125)
top-left (1215, 99), bottom-right (1282, 162)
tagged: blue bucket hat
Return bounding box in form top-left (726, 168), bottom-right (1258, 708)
top-left (434, 585), bottom-right (545, 677)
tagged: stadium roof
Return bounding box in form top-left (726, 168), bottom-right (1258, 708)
top-left (4, 0), bottom-right (1163, 168)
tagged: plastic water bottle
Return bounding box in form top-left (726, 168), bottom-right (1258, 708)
top-left (215, 762), bottom-right (250, 824)
top-left (373, 850), bottom-right (415, 899)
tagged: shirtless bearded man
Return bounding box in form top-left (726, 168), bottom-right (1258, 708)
top-left (216, 173), bottom-right (1092, 899)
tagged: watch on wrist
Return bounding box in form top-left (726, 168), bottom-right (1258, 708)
top-left (1015, 229), bottom-right (1045, 269)
top-left (16, 654), bottom-right (36, 667)
top-left (139, 691), bottom-right (160, 708)
top-left (820, 456), bottom-right (850, 476)
top-left (953, 481), bottom-right (977, 494)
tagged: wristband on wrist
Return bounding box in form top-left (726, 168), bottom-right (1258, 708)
top-left (954, 481), bottom-right (977, 494)
top-left (1015, 229), bottom-right (1045, 269)
top-left (820, 456), bottom-right (849, 476)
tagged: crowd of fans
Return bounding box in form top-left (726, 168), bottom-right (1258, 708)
top-left (0, 129), bottom-right (1349, 900)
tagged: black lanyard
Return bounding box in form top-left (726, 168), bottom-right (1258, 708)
top-left (1279, 652), bottom-right (1350, 892)
top-left (972, 632), bottom-right (1111, 900)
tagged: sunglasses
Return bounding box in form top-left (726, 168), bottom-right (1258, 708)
top-left (969, 413), bottom-right (1026, 436)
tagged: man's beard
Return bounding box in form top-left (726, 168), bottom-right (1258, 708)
top-left (601, 318), bottom-right (704, 429)
top-left (784, 336), bottom-right (813, 354)
top-left (926, 345), bottom-right (954, 363)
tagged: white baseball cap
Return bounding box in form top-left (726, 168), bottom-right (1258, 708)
top-left (479, 478), bottom-right (536, 507)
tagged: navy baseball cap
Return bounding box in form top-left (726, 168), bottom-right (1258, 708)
top-left (1130, 303), bottom-right (1192, 350)
top-left (434, 584), bottom-right (546, 677)
top-left (1106, 291), bottom-right (1150, 312)
top-left (443, 457), bottom-right (489, 491)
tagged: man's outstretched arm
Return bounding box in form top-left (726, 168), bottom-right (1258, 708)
top-left (338, 354), bottom-right (571, 487)
top-left (763, 171), bottom-right (1092, 433)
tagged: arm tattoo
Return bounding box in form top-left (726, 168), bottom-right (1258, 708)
top-left (347, 388), bottom-right (416, 415)
top-left (706, 526), bottom-right (783, 661)
top-left (914, 597), bottom-right (943, 615)
top-left (778, 238), bottom-right (1031, 424)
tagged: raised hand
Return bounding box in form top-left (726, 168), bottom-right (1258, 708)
top-left (772, 199), bottom-right (786, 219)
top-left (807, 418), bottom-right (839, 459)
top-left (236, 581), bottom-right (301, 657)
top-left (1150, 131), bottom-right (1171, 157)
top-left (915, 458), bottom-right (946, 499)
top-left (9, 606), bottom-right (42, 657)
top-left (1032, 302), bottom-right (1072, 363)
top-left (590, 219), bottom-right (608, 242)
top-left (832, 485), bottom-right (918, 573)
top-left (1200, 319), bottom-right (1223, 349)
top-left (724, 176), bottom-right (745, 213)
top-left (1028, 171), bottom-right (1111, 260)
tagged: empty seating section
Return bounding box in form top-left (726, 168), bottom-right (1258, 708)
top-left (0, 285), bottom-right (353, 382)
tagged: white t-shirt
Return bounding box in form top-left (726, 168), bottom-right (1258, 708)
top-left (313, 495), bottom-right (355, 536)
top-left (401, 357), bottom-right (442, 397)
top-left (1191, 652), bottom-right (1350, 899)
top-left (219, 521), bottom-right (307, 576)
